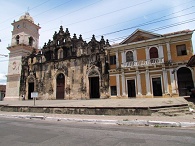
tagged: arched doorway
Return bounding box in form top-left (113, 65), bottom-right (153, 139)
top-left (88, 70), bottom-right (100, 99)
top-left (27, 77), bottom-right (35, 100)
top-left (56, 73), bottom-right (65, 99)
top-left (28, 82), bottom-right (34, 99)
top-left (177, 67), bottom-right (194, 96)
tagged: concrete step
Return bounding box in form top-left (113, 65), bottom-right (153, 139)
top-left (150, 105), bottom-right (189, 112)
top-left (157, 108), bottom-right (189, 113)
top-left (150, 105), bottom-right (192, 116)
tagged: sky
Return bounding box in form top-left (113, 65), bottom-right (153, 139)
top-left (0, 0), bottom-right (195, 85)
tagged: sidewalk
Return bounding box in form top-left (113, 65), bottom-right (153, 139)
top-left (0, 97), bottom-right (189, 107)
top-left (0, 110), bottom-right (195, 128)
top-left (0, 97), bottom-right (195, 128)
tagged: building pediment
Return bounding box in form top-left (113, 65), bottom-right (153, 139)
top-left (120, 29), bottom-right (161, 44)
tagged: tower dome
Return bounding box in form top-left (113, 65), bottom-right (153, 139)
top-left (19, 12), bottom-right (34, 23)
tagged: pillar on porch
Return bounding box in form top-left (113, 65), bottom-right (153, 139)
top-left (116, 74), bottom-right (120, 96)
top-left (162, 67), bottom-right (169, 95)
top-left (121, 71), bottom-right (126, 96)
top-left (169, 69), bottom-right (178, 95)
top-left (145, 69), bottom-right (152, 97)
top-left (136, 70), bottom-right (142, 97)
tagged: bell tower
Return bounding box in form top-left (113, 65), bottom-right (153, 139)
top-left (5, 12), bottom-right (40, 100)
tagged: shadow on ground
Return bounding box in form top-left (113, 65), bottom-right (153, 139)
top-left (184, 96), bottom-right (195, 104)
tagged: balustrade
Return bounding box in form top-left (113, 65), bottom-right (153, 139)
top-left (121, 58), bottom-right (164, 68)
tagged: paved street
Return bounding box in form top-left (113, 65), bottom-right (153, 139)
top-left (0, 117), bottom-right (195, 146)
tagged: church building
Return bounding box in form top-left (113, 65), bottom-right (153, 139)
top-left (5, 13), bottom-right (110, 100)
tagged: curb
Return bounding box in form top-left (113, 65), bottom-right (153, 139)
top-left (0, 114), bottom-right (195, 128)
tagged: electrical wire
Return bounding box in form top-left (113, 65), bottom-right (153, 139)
top-left (0, 0), bottom-right (51, 25)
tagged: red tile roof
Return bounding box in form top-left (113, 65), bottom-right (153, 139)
top-left (162, 29), bottom-right (193, 37)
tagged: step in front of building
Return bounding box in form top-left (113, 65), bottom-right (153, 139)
top-left (150, 104), bottom-right (192, 116)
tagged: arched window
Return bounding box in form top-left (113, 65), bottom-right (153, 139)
top-left (29, 37), bottom-right (33, 46)
top-left (149, 47), bottom-right (158, 59)
top-left (126, 51), bottom-right (133, 62)
top-left (16, 35), bottom-right (20, 45)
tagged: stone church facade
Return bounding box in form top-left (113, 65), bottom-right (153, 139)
top-left (20, 26), bottom-right (110, 100)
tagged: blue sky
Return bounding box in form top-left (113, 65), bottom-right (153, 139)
top-left (0, 0), bottom-right (195, 84)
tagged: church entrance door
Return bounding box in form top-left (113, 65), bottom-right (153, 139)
top-left (56, 73), bottom-right (65, 99)
top-left (28, 82), bottom-right (34, 100)
top-left (89, 77), bottom-right (100, 99)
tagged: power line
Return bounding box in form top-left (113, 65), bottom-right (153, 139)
top-left (41, 0), bottom-right (152, 32)
top-left (63, 0), bottom-right (153, 26)
top-left (80, 0), bottom-right (195, 35)
top-left (0, 22), bottom-right (194, 63)
top-left (84, 10), bottom-right (195, 40)
top-left (33, 0), bottom-right (74, 17)
top-left (41, 0), bottom-right (103, 26)
top-left (109, 19), bottom-right (195, 43)
top-left (1, 0), bottom-right (195, 47)
top-left (106, 12), bottom-right (194, 36)
top-left (0, 0), bottom-right (51, 25)
top-left (0, 0), bottom-right (51, 32)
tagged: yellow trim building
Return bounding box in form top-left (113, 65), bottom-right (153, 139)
top-left (107, 29), bottom-right (194, 98)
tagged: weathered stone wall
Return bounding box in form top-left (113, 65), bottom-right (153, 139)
top-left (20, 26), bottom-right (110, 100)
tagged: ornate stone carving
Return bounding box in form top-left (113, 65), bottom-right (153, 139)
top-left (20, 26), bottom-right (110, 100)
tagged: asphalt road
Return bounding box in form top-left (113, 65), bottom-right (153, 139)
top-left (0, 117), bottom-right (195, 146)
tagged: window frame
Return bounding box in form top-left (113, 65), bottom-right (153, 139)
top-left (110, 55), bottom-right (116, 65)
top-left (126, 51), bottom-right (134, 62)
top-left (149, 47), bottom-right (159, 59)
top-left (110, 86), bottom-right (117, 96)
top-left (176, 44), bottom-right (187, 56)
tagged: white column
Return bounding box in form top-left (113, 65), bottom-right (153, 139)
top-left (136, 70), bottom-right (142, 96)
top-left (145, 47), bottom-right (149, 60)
top-left (116, 74), bottom-right (120, 96)
top-left (121, 51), bottom-right (125, 66)
top-left (158, 45), bottom-right (164, 59)
top-left (122, 51), bottom-right (125, 63)
top-left (145, 69), bottom-right (151, 96)
top-left (170, 69), bottom-right (177, 94)
top-left (116, 51), bottom-right (119, 68)
top-left (133, 49), bottom-right (137, 61)
top-left (122, 71), bottom-right (126, 96)
top-left (166, 42), bottom-right (172, 61)
top-left (162, 68), bottom-right (168, 94)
